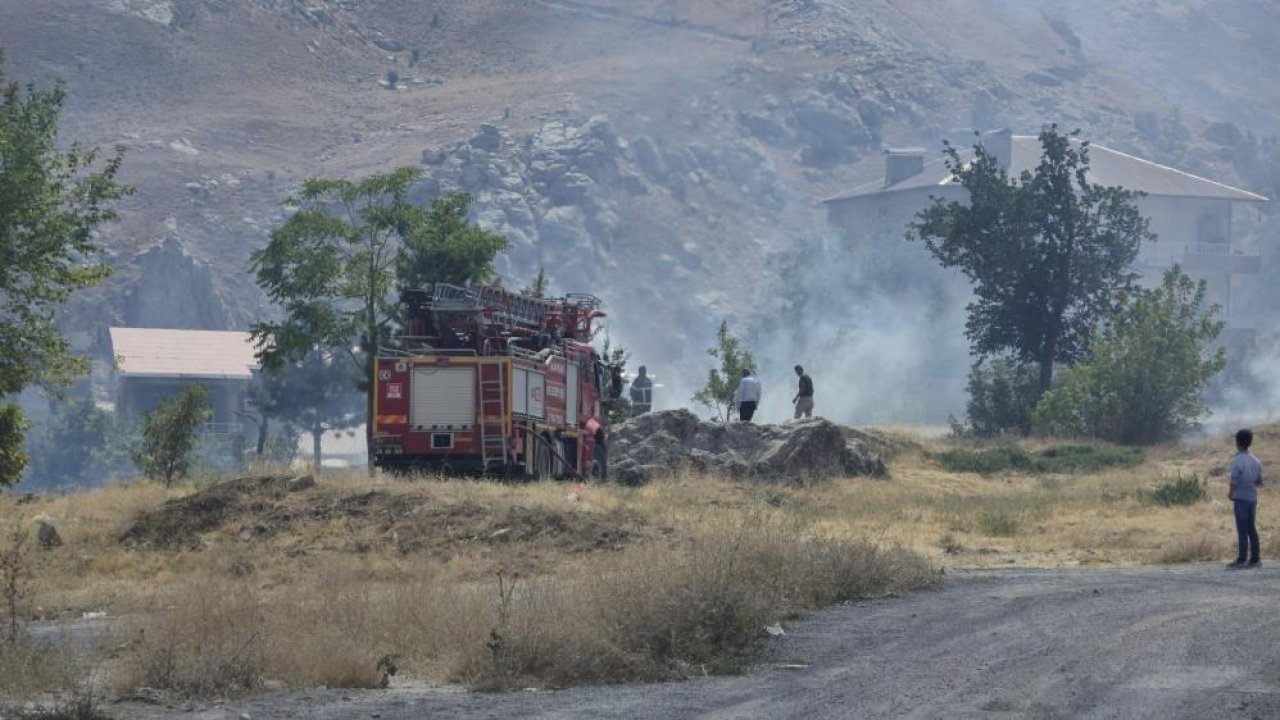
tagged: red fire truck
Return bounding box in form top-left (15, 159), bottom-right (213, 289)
top-left (371, 283), bottom-right (611, 479)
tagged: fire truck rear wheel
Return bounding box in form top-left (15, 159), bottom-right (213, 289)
top-left (536, 436), bottom-right (555, 479)
top-left (591, 442), bottom-right (607, 481)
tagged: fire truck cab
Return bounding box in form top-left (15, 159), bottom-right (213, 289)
top-left (371, 284), bottom-right (611, 479)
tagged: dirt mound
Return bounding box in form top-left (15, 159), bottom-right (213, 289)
top-left (119, 475), bottom-right (652, 557)
top-left (609, 410), bottom-right (888, 486)
top-left (119, 474), bottom-right (316, 548)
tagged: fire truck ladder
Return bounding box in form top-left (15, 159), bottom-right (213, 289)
top-left (477, 361), bottom-right (508, 472)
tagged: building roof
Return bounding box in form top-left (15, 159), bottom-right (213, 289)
top-left (824, 135), bottom-right (1269, 204)
top-left (109, 327), bottom-right (258, 380)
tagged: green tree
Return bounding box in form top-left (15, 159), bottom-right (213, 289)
top-left (909, 127), bottom-right (1154, 397)
top-left (252, 167), bottom-right (421, 472)
top-left (396, 193), bottom-right (508, 289)
top-left (961, 355), bottom-right (1041, 437)
top-left (522, 266), bottom-right (549, 298)
top-left (0, 407), bottom-right (28, 488)
top-left (598, 334), bottom-right (632, 427)
top-left (133, 385), bottom-right (211, 487)
top-left (252, 173), bottom-right (508, 472)
top-left (24, 398), bottom-right (131, 489)
top-left (1032, 267), bottom-right (1225, 445)
top-left (0, 55), bottom-right (129, 487)
top-left (692, 320), bottom-right (756, 422)
top-left (251, 350), bottom-right (362, 470)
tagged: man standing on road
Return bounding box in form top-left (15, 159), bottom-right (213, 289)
top-left (792, 364), bottom-right (814, 419)
top-left (1228, 428), bottom-right (1263, 569)
top-left (734, 368), bottom-right (762, 423)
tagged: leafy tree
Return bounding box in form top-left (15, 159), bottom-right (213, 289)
top-left (909, 126), bottom-right (1154, 397)
top-left (252, 173), bottom-right (508, 472)
top-left (0, 54), bottom-right (129, 485)
top-left (0, 407), bottom-right (28, 488)
top-left (250, 350), bottom-right (362, 470)
top-left (24, 398), bottom-right (131, 489)
top-left (960, 355), bottom-right (1040, 437)
top-left (133, 385), bottom-right (211, 487)
top-left (396, 193), bottom-right (508, 289)
top-left (522, 266), bottom-right (549, 298)
top-left (692, 320), bottom-right (756, 422)
top-left (1032, 267), bottom-right (1225, 445)
top-left (598, 334), bottom-right (632, 427)
top-left (252, 167), bottom-right (421, 471)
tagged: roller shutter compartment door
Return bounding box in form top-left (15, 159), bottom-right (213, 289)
top-left (410, 366), bottom-right (476, 430)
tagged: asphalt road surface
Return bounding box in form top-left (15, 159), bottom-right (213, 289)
top-left (115, 564), bottom-right (1280, 720)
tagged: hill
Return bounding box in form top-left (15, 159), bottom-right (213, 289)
top-left (1, 0), bottom-right (1277, 420)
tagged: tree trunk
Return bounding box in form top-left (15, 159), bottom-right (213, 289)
top-left (312, 418), bottom-right (323, 473)
top-left (1037, 352), bottom-right (1054, 399)
top-left (256, 415), bottom-right (269, 457)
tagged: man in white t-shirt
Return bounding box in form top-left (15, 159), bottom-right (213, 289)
top-left (733, 369), bottom-right (762, 423)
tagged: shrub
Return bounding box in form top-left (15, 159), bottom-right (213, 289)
top-left (1150, 474), bottom-right (1206, 507)
top-left (977, 510), bottom-right (1020, 537)
top-left (929, 444), bottom-right (1142, 476)
top-left (1032, 268), bottom-right (1225, 445)
top-left (133, 385), bottom-right (210, 487)
top-left (963, 356), bottom-right (1041, 437)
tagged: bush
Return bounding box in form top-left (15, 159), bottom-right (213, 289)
top-left (24, 398), bottom-right (133, 490)
top-left (1032, 268), bottom-right (1225, 445)
top-left (0, 404), bottom-right (30, 488)
top-left (963, 356), bottom-right (1040, 437)
top-left (930, 444), bottom-right (1142, 476)
top-left (1150, 474), bottom-right (1206, 507)
top-left (133, 385), bottom-right (211, 487)
top-left (977, 510), bottom-right (1020, 537)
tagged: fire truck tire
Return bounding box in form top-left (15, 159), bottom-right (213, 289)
top-left (537, 436), bottom-right (555, 479)
top-left (591, 442), bottom-right (607, 481)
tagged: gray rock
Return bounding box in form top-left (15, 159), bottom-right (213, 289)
top-left (469, 123), bottom-right (503, 151)
top-left (631, 136), bottom-right (667, 180)
top-left (1205, 121), bottom-right (1243, 147)
top-left (124, 237), bottom-right (230, 330)
top-left (37, 520), bottom-right (62, 549)
top-left (609, 410), bottom-right (887, 486)
top-left (737, 112), bottom-right (792, 145)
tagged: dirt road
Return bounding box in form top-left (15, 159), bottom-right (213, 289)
top-left (114, 565), bottom-right (1280, 719)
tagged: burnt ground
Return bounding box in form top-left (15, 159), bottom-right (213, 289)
top-left (118, 475), bottom-right (657, 561)
top-left (107, 564), bottom-right (1280, 720)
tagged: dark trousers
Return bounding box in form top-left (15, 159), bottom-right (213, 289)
top-left (738, 401), bottom-right (758, 422)
top-left (1234, 499), bottom-right (1260, 563)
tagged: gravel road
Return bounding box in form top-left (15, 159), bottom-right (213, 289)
top-left (113, 564), bottom-right (1280, 720)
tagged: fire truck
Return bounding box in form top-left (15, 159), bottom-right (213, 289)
top-left (370, 283), bottom-right (611, 479)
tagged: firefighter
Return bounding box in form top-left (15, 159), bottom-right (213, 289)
top-left (629, 365), bottom-right (654, 416)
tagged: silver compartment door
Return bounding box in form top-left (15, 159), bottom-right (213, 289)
top-left (410, 366), bottom-right (476, 430)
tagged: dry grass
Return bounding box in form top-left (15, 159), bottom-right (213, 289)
top-left (0, 425), bottom-right (1272, 698)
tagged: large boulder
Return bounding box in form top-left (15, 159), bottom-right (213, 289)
top-left (608, 409), bottom-right (887, 486)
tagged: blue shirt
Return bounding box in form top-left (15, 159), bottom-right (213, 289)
top-left (1230, 450), bottom-right (1263, 502)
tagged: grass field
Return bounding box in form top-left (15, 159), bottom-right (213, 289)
top-left (0, 425), bottom-right (1269, 706)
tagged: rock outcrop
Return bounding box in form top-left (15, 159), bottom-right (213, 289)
top-left (123, 237), bottom-right (230, 330)
top-left (608, 409), bottom-right (887, 486)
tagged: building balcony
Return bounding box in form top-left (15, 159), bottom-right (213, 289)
top-left (1182, 243), bottom-right (1260, 274)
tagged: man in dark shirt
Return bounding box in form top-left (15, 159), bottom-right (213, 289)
top-left (629, 365), bottom-right (653, 416)
top-left (792, 364), bottom-right (814, 419)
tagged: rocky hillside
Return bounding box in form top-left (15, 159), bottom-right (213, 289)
top-left (2, 0), bottom-right (1277, 420)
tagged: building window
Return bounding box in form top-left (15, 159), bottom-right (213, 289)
top-left (1198, 213), bottom-right (1225, 244)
